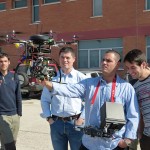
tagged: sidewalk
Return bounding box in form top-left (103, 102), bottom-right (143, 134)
top-left (16, 99), bottom-right (53, 150)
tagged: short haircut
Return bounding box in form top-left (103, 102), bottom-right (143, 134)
top-left (105, 49), bottom-right (121, 62)
top-left (0, 52), bottom-right (10, 60)
top-left (59, 47), bottom-right (75, 57)
top-left (124, 49), bottom-right (146, 66)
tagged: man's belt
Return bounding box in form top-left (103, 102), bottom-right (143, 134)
top-left (52, 114), bottom-right (80, 122)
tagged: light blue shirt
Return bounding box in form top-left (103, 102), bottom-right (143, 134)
top-left (52, 75), bottom-right (140, 150)
top-left (41, 68), bottom-right (87, 119)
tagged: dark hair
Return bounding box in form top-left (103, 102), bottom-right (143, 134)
top-left (105, 49), bottom-right (121, 62)
top-left (124, 49), bottom-right (146, 66)
top-left (59, 47), bottom-right (75, 57)
top-left (0, 52), bottom-right (10, 60)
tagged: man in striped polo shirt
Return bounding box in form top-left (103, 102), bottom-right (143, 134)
top-left (124, 49), bottom-right (150, 150)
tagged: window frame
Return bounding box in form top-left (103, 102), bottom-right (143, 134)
top-left (0, 2), bottom-right (6, 11)
top-left (78, 48), bottom-right (123, 70)
top-left (13, 0), bottom-right (27, 9)
top-left (32, 0), bottom-right (40, 23)
top-left (43, 0), bottom-right (60, 4)
top-left (93, 0), bottom-right (102, 17)
top-left (146, 36), bottom-right (150, 64)
top-left (146, 47), bottom-right (150, 64)
top-left (78, 38), bottom-right (123, 70)
top-left (145, 0), bottom-right (150, 10)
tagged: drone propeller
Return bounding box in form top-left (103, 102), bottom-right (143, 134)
top-left (14, 31), bottom-right (24, 34)
top-left (0, 39), bottom-right (6, 43)
top-left (0, 35), bottom-right (6, 38)
top-left (40, 30), bottom-right (57, 40)
top-left (41, 30), bottom-right (56, 34)
top-left (10, 30), bottom-right (24, 34)
top-left (41, 32), bottom-right (50, 35)
top-left (54, 35), bottom-right (79, 46)
top-left (0, 39), bottom-right (8, 46)
top-left (72, 35), bottom-right (79, 42)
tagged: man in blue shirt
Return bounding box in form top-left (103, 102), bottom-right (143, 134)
top-left (40, 50), bottom-right (140, 150)
top-left (0, 52), bottom-right (22, 150)
top-left (41, 47), bottom-right (87, 150)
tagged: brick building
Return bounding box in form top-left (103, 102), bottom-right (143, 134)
top-left (0, 0), bottom-right (150, 76)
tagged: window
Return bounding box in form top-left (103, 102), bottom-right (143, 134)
top-left (44, 0), bottom-right (60, 4)
top-left (93, 0), bottom-right (102, 16)
top-left (13, 0), bottom-right (27, 9)
top-left (32, 0), bottom-right (39, 22)
top-left (146, 36), bottom-right (150, 64)
top-left (145, 0), bottom-right (150, 10)
top-left (0, 2), bottom-right (6, 11)
top-left (78, 38), bottom-right (123, 69)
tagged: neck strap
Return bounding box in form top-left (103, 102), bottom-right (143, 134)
top-left (91, 76), bottom-right (116, 104)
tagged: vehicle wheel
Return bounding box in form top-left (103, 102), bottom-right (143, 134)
top-left (16, 64), bottom-right (29, 74)
top-left (17, 72), bottom-right (29, 87)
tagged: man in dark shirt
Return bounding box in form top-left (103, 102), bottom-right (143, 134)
top-left (124, 49), bottom-right (150, 150)
top-left (0, 53), bottom-right (22, 150)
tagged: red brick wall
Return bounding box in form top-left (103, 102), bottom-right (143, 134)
top-left (0, 0), bottom-right (149, 70)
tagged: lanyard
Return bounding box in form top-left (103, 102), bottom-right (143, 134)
top-left (91, 77), bottom-right (116, 104)
top-left (110, 77), bottom-right (116, 102)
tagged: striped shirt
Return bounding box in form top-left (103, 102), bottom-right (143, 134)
top-left (134, 75), bottom-right (150, 137)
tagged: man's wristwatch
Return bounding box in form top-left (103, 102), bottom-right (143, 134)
top-left (46, 116), bottom-right (52, 121)
top-left (124, 139), bottom-right (132, 147)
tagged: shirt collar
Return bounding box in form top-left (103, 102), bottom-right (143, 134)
top-left (60, 68), bottom-right (76, 77)
top-left (100, 74), bottom-right (119, 87)
top-left (0, 71), bottom-right (10, 77)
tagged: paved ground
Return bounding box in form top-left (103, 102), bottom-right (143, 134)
top-left (16, 99), bottom-right (53, 150)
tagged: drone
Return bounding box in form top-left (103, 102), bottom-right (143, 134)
top-left (2, 30), bottom-right (79, 82)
